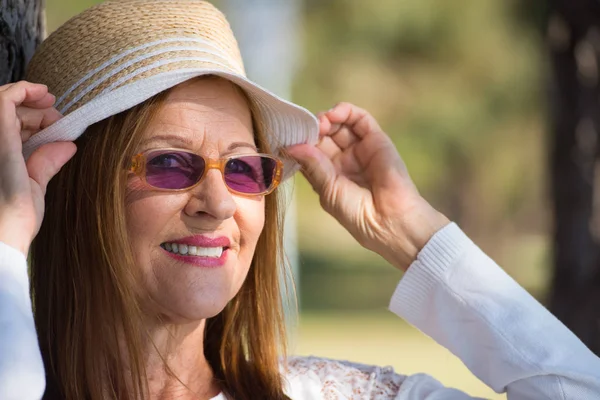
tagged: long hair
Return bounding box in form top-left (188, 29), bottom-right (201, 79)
top-left (30, 77), bottom-right (291, 400)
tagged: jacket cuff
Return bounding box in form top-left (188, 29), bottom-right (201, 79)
top-left (388, 223), bottom-right (472, 324)
top-left (0, 241), bottom-right (30, 303)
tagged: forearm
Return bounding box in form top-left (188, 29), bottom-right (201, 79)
top-left (389, 223), bottom-right (600, 399)
top-left (0, 241), bottom-right (45, 400)
top-left (381, 202), bottom-right (450, 272)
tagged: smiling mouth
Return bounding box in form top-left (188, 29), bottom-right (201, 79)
top-left (160, 242), bottom-right (226, 258)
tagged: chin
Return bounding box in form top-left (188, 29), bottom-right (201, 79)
top-left (179, 301), bottom-right (228, 321)
top-left (150, 289), bottom-right (236, 323)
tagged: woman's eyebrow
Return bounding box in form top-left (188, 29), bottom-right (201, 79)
top-left (140, 134), bottom-right (193, 147)
top-left (228, 142), bottom-right (258, 152)
top-left (139, 136), bottom-right (258, 152)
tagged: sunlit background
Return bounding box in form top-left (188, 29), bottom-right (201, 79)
top-left (45, 1), bottom-right (549, 398)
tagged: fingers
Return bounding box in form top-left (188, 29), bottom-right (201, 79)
top-left (26, 142), bottom-right (77, 195)
top-left (292, 102), bottom-right (387, 169)
top-left (317, 113), bottom-right (358, 150)
top-left (285, 144), bottom-right (336, 195)
top-left (316, 103), bottom-right (384, 157)
top-left (16, 106), bottom-right (63, 141)
top-left (0, 82), bottom-right (15, 92)
top-left (0, 81), bottom-right (51, 107)
top-left (0, 81), bottom-right (57, 150)
top-left (316, 136), bottom-right (343, 161)
top-left (22, 92), bottom-right (56, 109)
top-left (325, 102), bottom-right (383, 139)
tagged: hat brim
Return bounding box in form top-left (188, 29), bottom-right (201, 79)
top-left (22, 69), bottom-right (319, 180)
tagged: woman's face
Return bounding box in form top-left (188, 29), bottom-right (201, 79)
top-left (125, 78), bottom-right (265, 323)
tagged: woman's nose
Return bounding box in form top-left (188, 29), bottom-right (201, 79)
top-left (183, 169), bottom-right (236, 220)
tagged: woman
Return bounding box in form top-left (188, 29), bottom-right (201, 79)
top-left (0, 1), bottom-right (599, 399)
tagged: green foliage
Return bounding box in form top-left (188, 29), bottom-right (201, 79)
top-left (46, 0), bottom-right (102, 30)
top-left (293, 0), bottom-right (549, 307)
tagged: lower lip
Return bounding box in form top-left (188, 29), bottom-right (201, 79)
top-left (162, 247), bottom-right (229, 267)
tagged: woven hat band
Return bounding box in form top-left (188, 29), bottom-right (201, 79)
top-left (55, 40), bottom-right (244, 115)
top-left (26, 0), bottom-right (246, 112)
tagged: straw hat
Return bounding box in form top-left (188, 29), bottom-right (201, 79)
top-left (24, 0), bottom-right (318, 179)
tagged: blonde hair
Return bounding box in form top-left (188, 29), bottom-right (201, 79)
top-left (30, 77), bottom-right (291, 400)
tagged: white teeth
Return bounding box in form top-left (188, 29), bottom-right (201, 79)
top-left (162, 243), bottom-right (224, 258)
top-left (179, 244), bottom-right (188, 255)
top-left (197, 247), bottom-right (223, 257)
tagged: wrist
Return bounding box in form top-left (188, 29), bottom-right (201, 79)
top-left (0, 238), bottom-right (29, 257)
top-left (0, 224), bottom-right (31, 257)
top-left (383, 205), bottom-right (450, 272)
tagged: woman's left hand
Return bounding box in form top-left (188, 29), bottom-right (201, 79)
top-left (286, 103), bottom-right (449, 271)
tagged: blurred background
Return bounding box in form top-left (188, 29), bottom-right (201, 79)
top-left (28, 0), bottom-right (599, 398)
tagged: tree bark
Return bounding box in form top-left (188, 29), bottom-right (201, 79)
top-left (548, 0), bottom-right (600, 355)
top-left (0, 0), bottom-right (45, 85)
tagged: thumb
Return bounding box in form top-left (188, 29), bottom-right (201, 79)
top-left (26, 142), bottom-right (77, 194)
top-left (285, 144), bottom-right (336, 195)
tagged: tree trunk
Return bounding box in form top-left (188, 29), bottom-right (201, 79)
top-left (0, 0), bottom-right (45, 84)
top-left (548, 0), bottom-right (600, 355)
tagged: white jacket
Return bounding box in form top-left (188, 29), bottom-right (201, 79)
top-left (1, 223), bottom-right (599, 399)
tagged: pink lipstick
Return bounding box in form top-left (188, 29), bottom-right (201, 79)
top-left (161, 235), bottom-right (231, 267)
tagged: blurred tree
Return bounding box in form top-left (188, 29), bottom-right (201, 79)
top-left (547, 0), bottom-right (600, 355)
top-left (0, 0), bottom-right (45, 84)
top-left (294, 0), bottom-right (549, 309)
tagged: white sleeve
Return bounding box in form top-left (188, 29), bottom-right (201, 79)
top-left (0, 241), bottom-right (45, 400)
top-left (389, 223), bottom-right (600, 399)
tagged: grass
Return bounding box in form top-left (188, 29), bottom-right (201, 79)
top-left (290, 311), bottom-right (506, 399)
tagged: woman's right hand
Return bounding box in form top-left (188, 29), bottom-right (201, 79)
top-left (0, 81), bottom-right (76, 256)
top-left (287, 103), bottom-right (449, 271)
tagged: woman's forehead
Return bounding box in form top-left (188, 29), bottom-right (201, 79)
top-left (142, 78), bottom-right (255, 150)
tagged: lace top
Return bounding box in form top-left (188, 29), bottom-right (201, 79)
top-left (283, 357), bottom-right (406, 399)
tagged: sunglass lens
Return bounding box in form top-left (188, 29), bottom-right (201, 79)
top-left (145, 150), bottom-right (205, 189)
top-left (224, 155), bottom-right (277, 194)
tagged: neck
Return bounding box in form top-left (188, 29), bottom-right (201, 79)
top-left (128, 318), bottom-right (221, 400)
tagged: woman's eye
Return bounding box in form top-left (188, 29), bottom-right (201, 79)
top-left (149, 153), bottom-right (189, 168)
top-left (227, 159), bottom-right (254, 175)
